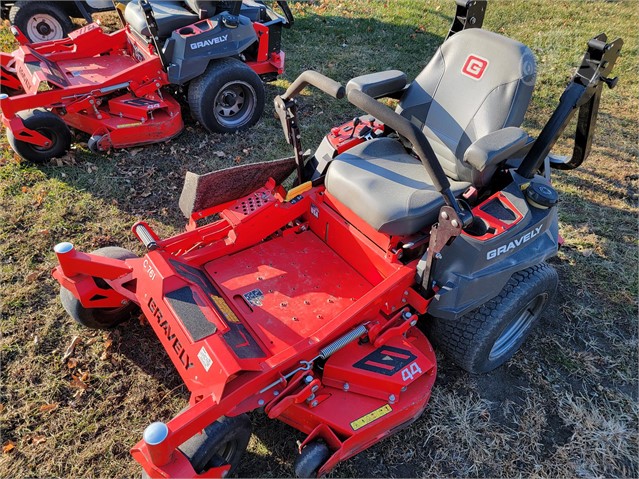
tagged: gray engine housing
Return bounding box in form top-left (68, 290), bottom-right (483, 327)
top-left (163, 12), bottom-right (257, 85)
top-left (427, 174), bottom-right (559, 320)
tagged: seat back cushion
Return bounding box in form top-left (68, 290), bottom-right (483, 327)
top-left (124, 1), bottom-right (198, 37)
top-left (396, 29), bottom-right (536, 183)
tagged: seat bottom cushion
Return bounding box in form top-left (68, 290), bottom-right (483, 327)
top-left (325, 138), bottom-right (470, 236)
top-left (125, 1), bottom-right (199, 38)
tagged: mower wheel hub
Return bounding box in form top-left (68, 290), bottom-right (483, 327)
top-left (214, 81), bottom-right (256, 127)
top-left (27, 14), bottom-right (63, 42)
top-left (489, 293), bottom-right (547, 361)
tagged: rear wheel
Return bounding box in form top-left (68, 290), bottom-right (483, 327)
top-left (9, 2), bottom-right (74, 43)
top-left (188, 58), bottom-right (265, 134)
top-left (427, 263), bottom-right (558, 373)
top-left (59, 247), bottom-right (138, 330)
top-left (7, 110), bottom-right (71, 163)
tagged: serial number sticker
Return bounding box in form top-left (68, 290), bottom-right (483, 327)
top-left (310, 204), bottom-right (319, 218)
top-left (350, 404), bottom-right (392, 431)
top-left (198, 346), bottom-right (213, 372)
top-left (243, 288), bottom-right (264, 307)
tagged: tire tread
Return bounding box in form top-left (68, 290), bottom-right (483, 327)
top-left (429, 263), bottom-right (558, 373)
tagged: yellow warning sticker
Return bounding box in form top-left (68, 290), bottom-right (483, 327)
top-left (350, 404), bottom-right (393, 431)
top-left (210, 295), bottom-right (240, 323)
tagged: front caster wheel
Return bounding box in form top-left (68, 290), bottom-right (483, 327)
top-left (7, 109), bottom-right (71, 163)
top-left (427, 262), bottom-right (558, 374)
top-left (59, 247), bottom-right (138, 329)
top-left (179, 414), bottom-right (252, 476)
top-left (294, 441), bottom-right (330, 478)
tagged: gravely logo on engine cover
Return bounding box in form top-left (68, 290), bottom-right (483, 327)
top-left (190, 34), bottom-right (228, 50)
top-left (486, 225), bottom-right (543, 260)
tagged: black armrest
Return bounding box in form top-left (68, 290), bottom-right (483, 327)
top-left (346, 70), bottom-right (407, 99)
top-left (464, 127), bottom-right (529, 172)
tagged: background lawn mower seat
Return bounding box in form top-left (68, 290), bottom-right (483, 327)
top-left (124, 1), bottom-right (216, 38)
top-left (325, 29), bottom-right (537, 236)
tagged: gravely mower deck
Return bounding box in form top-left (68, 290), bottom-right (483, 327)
top-left (49, 1), bottom-right (622, 476)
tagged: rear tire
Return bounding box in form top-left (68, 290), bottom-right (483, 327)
top-left (9, 1), bottom-right (74, 43)
top-left (7, 110), bottom-right (71, 163)
top-left (188, 58), bottom-right (265, 134)
top-left (427, 263), bottom-right (558, 374)
top-left (59, 247), bottom-right (138, 330)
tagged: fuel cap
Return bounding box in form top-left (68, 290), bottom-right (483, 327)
top-left (525, 181), bottom-right (559, 209)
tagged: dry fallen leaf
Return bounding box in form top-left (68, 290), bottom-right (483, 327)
top-left (101, 338), bottom-right (114, 361)
top-left (0, 404), bottom-right (4, 413)
top-left (66, 358), bottom-right (78, 369)
top-left (62, 336), bottom-right (81, 363)
top-left (80, 371), bottom-right (89, 382)
top-left (39, 403), bottom-right (59, 413)
top-left (30, 435), bottom-right (46, 446)
top-left (70, 376), bottom-right (88, 390)
top-left (25, 271), bottom-right (38, 282)
top-left (2, 441), bottom-right (15, 454)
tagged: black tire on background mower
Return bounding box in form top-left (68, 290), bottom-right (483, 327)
top-left (7, 110), bottom-right (71, 163)
top-left (9, 1), bottom-right (74, 43)
top-left (59, 247), bottom-right (138, 330)
top-left (0, 83), bottom-right (24, 97)
top-left (179, 414), bottom-right (252, 476)
top-left (427, 262), bottom-right (558, 374)
top-left (188, 58), bottom-right (265, 134)
top-left (294, 441), bottom-right (330, 478)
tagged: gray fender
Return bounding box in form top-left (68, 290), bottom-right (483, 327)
top-left (427, 179), bottom-right (559, 320)
top-left (165, 13), bottom-right (258, 85)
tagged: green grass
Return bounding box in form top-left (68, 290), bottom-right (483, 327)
top-left (1, 1), bottom-right (637, 477)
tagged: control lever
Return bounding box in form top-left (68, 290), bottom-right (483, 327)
top-left (348, 117), bottom-right (361, 139)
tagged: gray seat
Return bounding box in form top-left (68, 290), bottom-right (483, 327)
top-left (325, 138), bottom-right (470, 235)
top-left (326, 28), bottom-right (537, 236)
top-left (125, 1), bottom-right (215, 38)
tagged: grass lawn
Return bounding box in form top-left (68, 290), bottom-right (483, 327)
top-left (0, 0), bottom-right (637, 477)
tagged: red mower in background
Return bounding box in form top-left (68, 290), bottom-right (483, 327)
top-left (0, 0), bottom-right (293, 162)
top-left (50, 1), bottom-right (622, 477)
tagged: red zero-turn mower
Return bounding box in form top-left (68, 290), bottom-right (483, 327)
top-left (0, 0), bottom-right (293, 162)
top-left (51, 1), bottom-right (622, 477)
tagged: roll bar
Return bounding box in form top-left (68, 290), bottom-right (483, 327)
top-left (517, 33), bottom-right (623, 178)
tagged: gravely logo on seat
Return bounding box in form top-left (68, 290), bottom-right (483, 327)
top-left (190, 34), bottom-right (228, 50)
top-left (462, 54), bottom-right (489, 80)
top-left (486, 225), bottom-right (543, 260)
